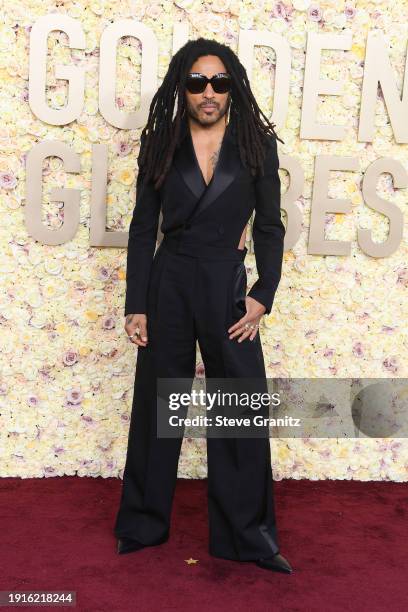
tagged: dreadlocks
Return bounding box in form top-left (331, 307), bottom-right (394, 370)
top-left (137, 37), bottom-right (284, 190)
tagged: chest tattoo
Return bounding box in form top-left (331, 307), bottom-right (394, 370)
top-left (210, 145), bottom-right (221, 168)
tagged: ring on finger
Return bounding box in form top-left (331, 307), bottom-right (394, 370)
top-left (244, 323), bottom-right (259, 331)
top-left (127, 327), bottom-right (141, 341)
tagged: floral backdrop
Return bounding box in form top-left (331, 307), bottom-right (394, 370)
top-left (0, 0), bottom-right (407, 481)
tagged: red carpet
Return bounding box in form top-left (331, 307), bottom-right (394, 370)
top-left (1, 477), bottom-right (407, 611)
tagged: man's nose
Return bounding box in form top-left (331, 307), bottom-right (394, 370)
top-left (203, 82), bottom-right (215, 96)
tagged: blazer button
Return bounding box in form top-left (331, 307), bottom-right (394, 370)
top-left (218, 225), bottom-right (224, 234)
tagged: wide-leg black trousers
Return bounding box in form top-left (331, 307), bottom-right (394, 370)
top-left (114, 237), bottom-right (280, 561)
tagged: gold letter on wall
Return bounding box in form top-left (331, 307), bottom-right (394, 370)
top-left (301, 32), bottom-right (353, 141)
top-left (25, 141), bottom-right (81, 245)
top-left (359, 32), bottom-right (408, 143)
top-left (28, 14), bottom-right (86, 125)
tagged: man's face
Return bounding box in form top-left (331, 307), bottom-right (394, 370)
top-left (184, 55), bottom-right (231, 127)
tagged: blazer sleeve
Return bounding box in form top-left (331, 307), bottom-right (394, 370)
top-left (247, 136), bottom-right (285, 315)
top-left (124, 170), bottom-right (161, 316)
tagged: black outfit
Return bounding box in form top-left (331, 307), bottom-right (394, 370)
top-left (114, 115), bottom-right (286, 561)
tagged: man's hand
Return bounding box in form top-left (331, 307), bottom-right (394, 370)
top-left (125, 313), bottom-right (149, 347)
top-left (227, 296), bottom-right (266, 342)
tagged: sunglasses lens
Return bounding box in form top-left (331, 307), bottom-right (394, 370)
top-left (186, 76), bottom-right (207, 94)
top-left (212, 76), bottom-right (231, 94)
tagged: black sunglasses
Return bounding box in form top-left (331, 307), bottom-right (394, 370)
top-left (185, 72), bottom-right (232, 94)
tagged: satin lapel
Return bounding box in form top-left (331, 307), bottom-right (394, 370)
top-left (190, 131), bottom-right (241, 221)
top-left (173, 120), bottom-right (207, 200)
top-left (173, 118), bottom-right (242, 221)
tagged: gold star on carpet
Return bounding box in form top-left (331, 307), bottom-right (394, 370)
top-left (184, 557), bottom-right (199, 565)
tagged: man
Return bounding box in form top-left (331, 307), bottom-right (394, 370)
top-left (114, 37), bottom-right (291, 574)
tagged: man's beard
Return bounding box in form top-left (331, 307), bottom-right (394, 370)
top-left (186, 99), bottom-right (230, 127)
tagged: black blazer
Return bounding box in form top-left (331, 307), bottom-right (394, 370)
top-left (124, 116), bottom-right (285, 316)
